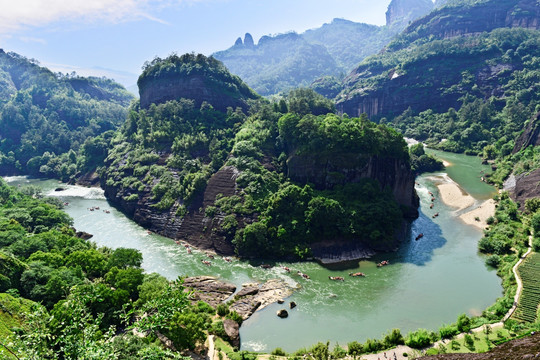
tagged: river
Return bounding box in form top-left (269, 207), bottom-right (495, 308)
top-left (4, 151), bottom-right (501, 353)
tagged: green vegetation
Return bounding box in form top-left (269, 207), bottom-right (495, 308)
top-left (0, 51), bottom-right (133, 179)
top-left (409, 143), bottom-right (444, 173)
top-left (0, 178), bottom-right (236, 358)
top-left (105, 53), bottom-right (412, 260)
top-left (139, 53), bottom-right (258, 102)
top-left (514, 253), bottom-right (540, 323)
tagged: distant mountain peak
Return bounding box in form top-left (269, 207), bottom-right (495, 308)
top-left (244, 33), bottom-right (255, 47)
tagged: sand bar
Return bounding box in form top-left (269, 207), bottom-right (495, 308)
top-left (459, 199), bottom-right (496, 230)
top-left (437, 182), bottom-right (475, 211)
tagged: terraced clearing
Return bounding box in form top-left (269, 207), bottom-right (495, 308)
top-left (513, 252), bottom-right (540, 323)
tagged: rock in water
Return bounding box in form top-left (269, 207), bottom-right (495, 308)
top-left (277, 309), bottom-right (288, 318)
top-left (289, 301), bottom-right (297, 309)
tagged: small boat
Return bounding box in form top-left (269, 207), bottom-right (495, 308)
top-left (297, 271), bottom-right (310, 279)
top-left (187, 248), bottom-right (192, 254)
top-left (415, 233), bottom-right (424, 241)
top-left (224, 257), bottom-right (232, 263)
top-left (147, 230), bottom-right (152, 235)
top-left (104, 210), bottom-right (110, 214)
top-left (329, 276), bottom-right (345, 281)
top-left (282, 266), bottom-right (291, 273)
top-left (431, 197), bottom-right (435, 202)
top-left (260, 264), bottom-right (272, 269)
top-left (349, 272), bottom-right (365, 277)
top-left (428, 191), bottom-right (433, 196)
top-left (95, 207), bottom-right (100, 210)
top-left (432, 212), bottom-right (439, 219)
top-left (207, 253), bottom-right (215, 259)
top-left (377, 260), bottom-right (390, 267)
top-left (201, 260), bottom-right (211, 266)
top-left (429, 203), bottom-right (434, 209)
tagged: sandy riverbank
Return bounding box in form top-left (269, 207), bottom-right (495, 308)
top-left (437, 183), bottom-right (474, 210)
top-left (436, 181), bottom-right (495, 230)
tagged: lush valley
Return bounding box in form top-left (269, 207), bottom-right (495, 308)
top-left (1, 0), bottom-right (540, 358)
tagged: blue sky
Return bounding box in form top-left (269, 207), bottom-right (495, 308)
top-left (0, 0), bottom-right (395, 88)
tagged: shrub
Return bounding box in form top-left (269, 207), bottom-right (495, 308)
top-left (457, 313), bottom-right (472, 333)
top-left (347, 341), bottom-right (363, 357)
top-left (217, 303), bottom-right (229, 316)
top-left (271, 348), bottom-right (287, 356)
top-left (405, 329), bottom-right (433, 349)
top-left (439, 324), bottom-right (458, 339)
top-left (486, 254), bottom-right (502, 268)
top-left (226, 310), bottom-right (243, 325)
top-left (383, 328), bottom-right (405, 347)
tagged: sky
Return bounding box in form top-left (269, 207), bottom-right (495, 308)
top-left (0, 0), bottom-right (395, 88)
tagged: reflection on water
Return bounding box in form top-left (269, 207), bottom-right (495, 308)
top-left (4, 153), bottom-right (501, 352)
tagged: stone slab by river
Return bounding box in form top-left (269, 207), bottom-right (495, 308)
top-left (4, 152), bottom-right (501, 353)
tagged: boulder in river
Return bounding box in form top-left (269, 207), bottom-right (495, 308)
top-left (289, 301), bottom-right (297, 309)
top-left (277, 309), bottom-right (288, 318)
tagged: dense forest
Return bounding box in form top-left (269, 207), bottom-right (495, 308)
top-left (103, 55), bottom-right (413, 259)
top-left (0, 50), bottom-right (133, 180)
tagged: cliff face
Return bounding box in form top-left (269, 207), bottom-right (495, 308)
top-left (513, 112), bottom-right (540, 154)
top-left (287, 153), bottom-right (419, 218)
top-left (401, 0), bottom-right (540, 44)
top-left (337, 0), bottom-right (539, 120)
top-left (103, 165), bottom-right (242, 255)
top-left (507, 113), bottom-right (540, 209)
top-left (139, 74), bottom-right (254, 112)
top-left (386, 0), bottom-right (433, 27)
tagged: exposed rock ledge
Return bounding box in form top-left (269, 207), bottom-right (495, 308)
top-left (183, 276), bottom-right (295, 320)
top-left (311, 240), bottom-right (376, 265)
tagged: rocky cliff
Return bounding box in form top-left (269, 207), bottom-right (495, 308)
top-left (336, 0), bottom-right (539, 120)
top-left (385, 0), bottom-right (433, 27)
top-left (506, 113), bottom-right (540, 209)
top-left (103, 165), bottom-right (242, 255)
top-left (287, 153), bottom-right (418, 217)
top-left (138, 53), bottom-right (258, 111)
top-left (513, 112), bottom-right (540, 154)
top-left (397, 0), bottom-right (539, 48)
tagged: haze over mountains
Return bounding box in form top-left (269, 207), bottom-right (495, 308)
top-left (213, 0), bottom-right (439, 96)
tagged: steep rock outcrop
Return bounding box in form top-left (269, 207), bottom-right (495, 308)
top-left (513, 112), bottom-right (540, 154)
top-left (386, 0), bottom-right (433, 27)
top-left (287, 153), bottom-right (419, 217)
top-left (138, 54), bottom-right (258, 112)
top-left (103, 165), bottom-right (241, 255)
top-left (399, 0), bottom-right (540, 46)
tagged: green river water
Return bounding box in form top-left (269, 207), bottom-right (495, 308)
top-left (4, 151), bottom-right (501, 352)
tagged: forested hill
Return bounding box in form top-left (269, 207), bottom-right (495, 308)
top-left (0, 50), bottom-right (134, 178)
top-left (102, 54), bottom-right (417, 260)
top-left (336, 0), bottom-right (540, 157)
top-left (212, 0), bottom-right (437, 96)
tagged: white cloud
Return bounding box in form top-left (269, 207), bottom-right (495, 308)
top-left (0, 0), bottom-right (193, 34)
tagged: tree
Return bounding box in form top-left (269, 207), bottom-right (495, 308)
top-left (457, 313), bottom-right (471, 333)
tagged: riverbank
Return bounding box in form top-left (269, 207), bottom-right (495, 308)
top-left (435, 179), bottom-right (495, 230)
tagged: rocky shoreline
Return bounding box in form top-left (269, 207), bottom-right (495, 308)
top-left (183, 276), bottom-right (296, 347)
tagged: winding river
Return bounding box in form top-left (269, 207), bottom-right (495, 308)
top-left (4, 151), bottom-right (501, 352)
